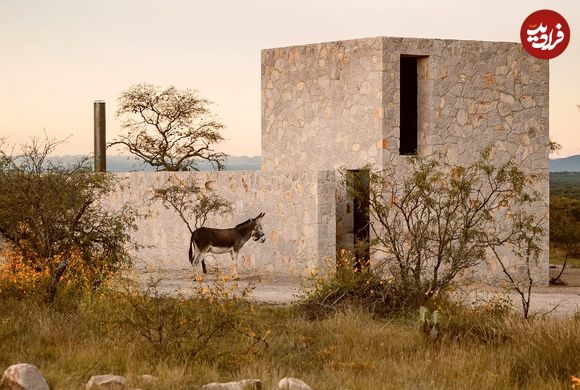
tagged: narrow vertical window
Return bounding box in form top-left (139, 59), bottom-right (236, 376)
top-left (400, 56), bottom-right (418, 155)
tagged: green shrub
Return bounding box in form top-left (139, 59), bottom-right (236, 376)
top-left (0, 136), bottom-right (137, 301)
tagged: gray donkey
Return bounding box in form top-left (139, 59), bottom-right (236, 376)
top-left (188, 212), bottom-right (266, 273)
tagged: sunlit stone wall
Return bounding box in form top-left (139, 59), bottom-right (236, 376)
top-left (262, 36), bottom-right (549, 284)
top-left (105, 171), bottom-right (336, 276)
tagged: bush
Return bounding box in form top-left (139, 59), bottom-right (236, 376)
top-left (345, 147), bottom-right (545, 316)
top-left (434, 297), bottom-right (514, 345)
top-left (0, 136), bottom-right (137, 300)
top-left (0, 246), bottom-right (125, 300)
top-left (300, 251), bottom-right (414, 319)
top-left (107, 273), bottom-right (266, 364)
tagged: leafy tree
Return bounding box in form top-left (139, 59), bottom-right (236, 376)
top-left (549, 139), bottom-right (561, 153)
top-left (0, 136), bottom-right (137, 300)
top-left (150, 177), bottom-right (233, 274)
top-left (151, 179), bottom-right (232, 235)
top-left (348, 147), bottom-right (545, 315)
top-left (110, 83), bottom-right (227, 171)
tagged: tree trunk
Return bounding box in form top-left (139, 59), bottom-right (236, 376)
top-left (46, 256), bottom-right (69, 302)
top-left (550, 250), bottom-right (569, 285)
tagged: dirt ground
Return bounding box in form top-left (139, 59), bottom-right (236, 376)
top-left (461, 266), bottom-right (580, 316)
top-left (129, 264), bottom-right (580, 316)
top-left (540, 265), bottom-right (580, 294)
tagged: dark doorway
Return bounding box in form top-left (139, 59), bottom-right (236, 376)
top-left (348, 170), bottom-right (370, 271)
top-left (400, 56), bottom-right (418, 155)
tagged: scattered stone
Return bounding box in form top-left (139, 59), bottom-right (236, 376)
top-left (1, 363), bottom-right (49, 390)
top-left (137, 375), bottom-right (157, 385)
top-left (85, 375), bottom-right (127, 390)
top-left (201, 379), bottom-right (262, 390)
top-left (278, 377), bottom-right (313, 390)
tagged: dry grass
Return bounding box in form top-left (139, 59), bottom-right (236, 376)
top-left (1, 290), bottom-right (580, 390)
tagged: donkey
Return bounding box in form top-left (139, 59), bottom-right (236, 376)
top-left (188, 212), bottom-right (266, 274)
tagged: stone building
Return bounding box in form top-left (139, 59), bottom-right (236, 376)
top-left (112, 36), bottom-right (549, 283)
top-left (262, 36), bottom-right (548, 173)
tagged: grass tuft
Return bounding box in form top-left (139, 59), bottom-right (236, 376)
top-left (0, 273), bottom-right (579, 389)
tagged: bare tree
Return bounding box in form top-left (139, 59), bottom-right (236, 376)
top-left (349, 147), bottom-right (545, 310)
top-left (488, 212), bottom-right (545, 319)
top-left (110, 83), bottom-right (227, 171)
top-left (549, 196), bottom-right (580, 285)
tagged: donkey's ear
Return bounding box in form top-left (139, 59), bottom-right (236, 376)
top-left (257, 212), bottom-right (265, 219)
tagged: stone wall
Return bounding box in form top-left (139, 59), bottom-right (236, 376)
top-left (261, 38), bottom-right (384, 171)
top-left (380, 37), bottom-right (550, 283)
top-left (379, 37), bottom-right (548, 170)
top-left (261, 36), bottom-right (549, 284)
top-left (105, 171), bottom-right (336, 276)
top-left (262, 37), bottom-right (548, 171)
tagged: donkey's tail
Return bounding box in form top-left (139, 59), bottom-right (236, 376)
top-left (188, 234), bottom-right (194, 265)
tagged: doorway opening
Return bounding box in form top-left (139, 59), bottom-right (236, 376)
top-left (347, 169), bottom-right (370, 271)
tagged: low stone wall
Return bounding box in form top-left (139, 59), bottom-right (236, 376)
top-left (105, 171), bottom-right (336, 276)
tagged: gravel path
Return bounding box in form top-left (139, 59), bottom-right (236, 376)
top-left (128, 265), bottom-right (580, 316)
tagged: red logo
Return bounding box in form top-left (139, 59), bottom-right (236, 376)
top-left (520, 9), bottom-right (570, 59)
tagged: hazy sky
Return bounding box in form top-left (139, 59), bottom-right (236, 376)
top-left (1, 0), bottom-right (578, 157)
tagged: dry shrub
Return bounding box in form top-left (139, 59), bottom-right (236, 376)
top-left (509, 317), bottom-right (580, 387)
top-left (105, 272), bottom-right (267, 365)
top-left (299, 251), bottom-right (407, 319)
top-left (434, 297), bottom-right (514, 345)
top-left (0, 246), bottom-right (123, 300)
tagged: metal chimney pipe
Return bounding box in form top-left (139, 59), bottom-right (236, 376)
top-left (93, 100), bottom-right (106, 172)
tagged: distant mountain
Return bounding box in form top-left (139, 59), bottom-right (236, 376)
top-left (47, 154), bottom-right (579, 172)
top-left (49, 155), bottom-right (261, 172)
top-left (550, 155), bottom-right (580, 172)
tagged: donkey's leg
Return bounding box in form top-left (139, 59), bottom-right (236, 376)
top-left (195, 252), bottom-right (209, 274)
top-left (192, 247), bottom-right (206, 271)
top-left (230, 249), bottom-right (239, 263)
top-left (230, 250), bottom-right (240, 279)
top-left (189, 238), bottom-right (195, 265)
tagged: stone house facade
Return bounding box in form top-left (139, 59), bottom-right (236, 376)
top-left (112, 36), bottom-right (549, 283)
top-left (261, 36), bottom-right (549, 282)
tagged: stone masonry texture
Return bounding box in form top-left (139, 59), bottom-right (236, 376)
top-left (106, 171), bottom-right (336, 276)
top-left (104, 36), bottom-right (548, 283)
top-left (261, 36), bottom-right (549, 283)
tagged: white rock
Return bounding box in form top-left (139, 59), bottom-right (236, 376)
top-left (85, 375), bottom-right (127, 390)
top-left (278, 377), bottom-right (313, 390)
top-left (1, 363), bottom-right (49, 390)
top-left (201, 379), bottom-right (262, 390)
top-left (137, 375), bottom-right (157, 385)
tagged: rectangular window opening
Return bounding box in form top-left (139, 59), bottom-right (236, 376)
top-left (399, 56), bottom-right (418, 155)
